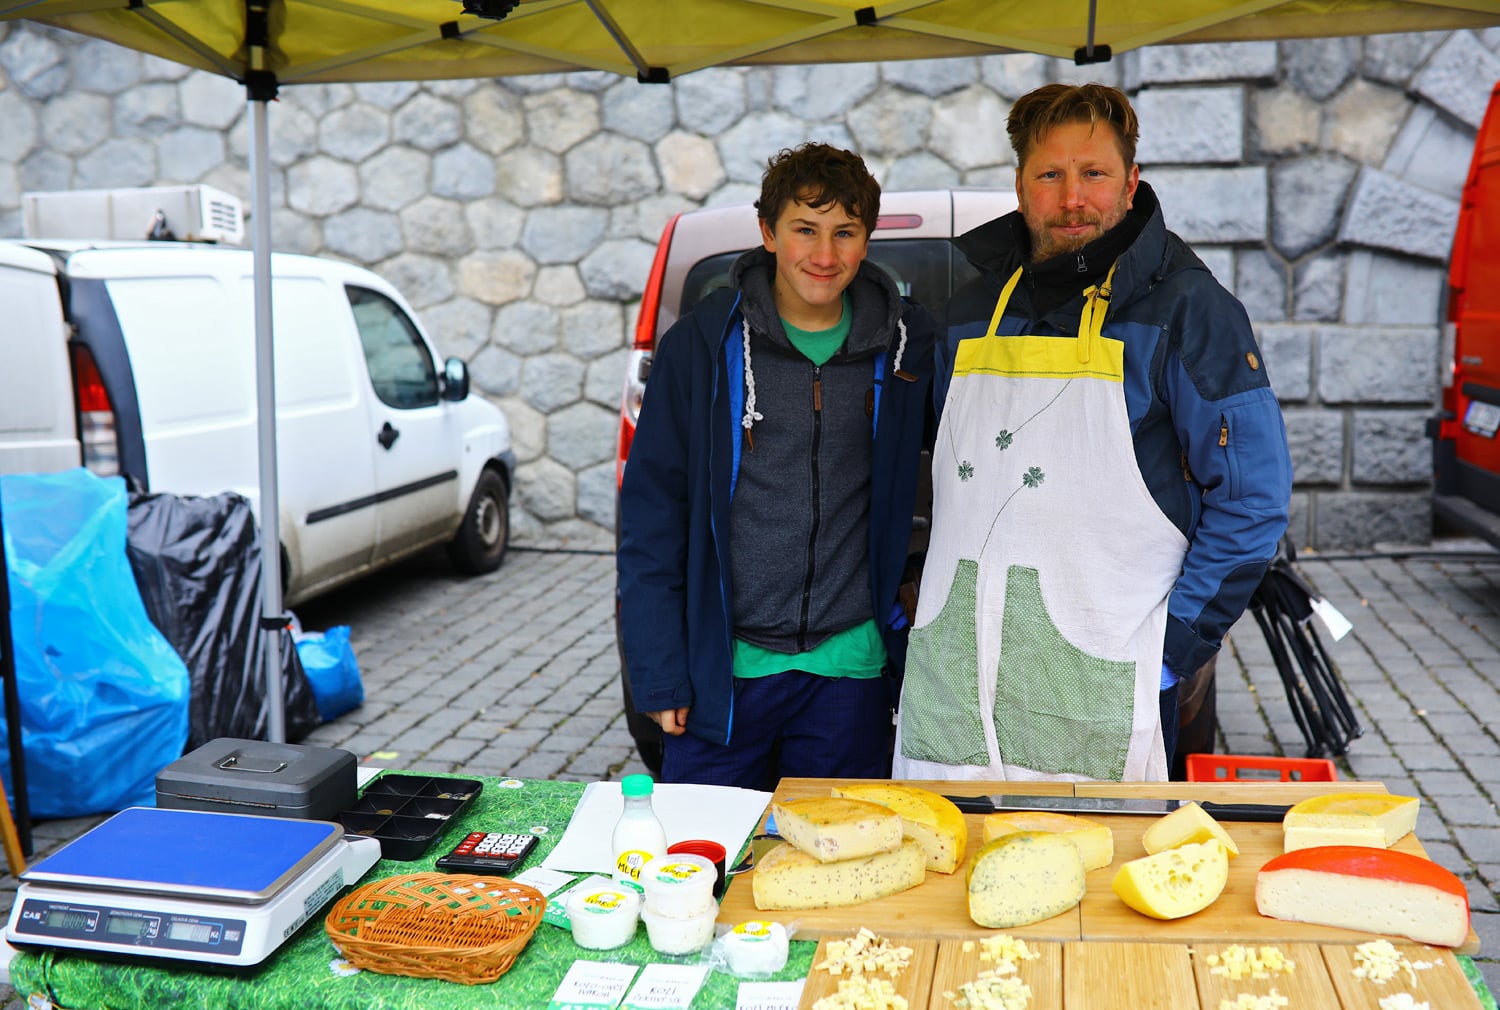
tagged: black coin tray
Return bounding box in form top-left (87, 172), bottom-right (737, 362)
top-left (336, 773), bottom-right (483, 861)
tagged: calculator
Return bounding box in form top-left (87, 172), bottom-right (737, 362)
top-left (435, 832), bottom-right (540, 876)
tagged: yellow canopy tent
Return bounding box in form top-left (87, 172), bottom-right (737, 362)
top-left (3, 0), bottom-right (1499, 755)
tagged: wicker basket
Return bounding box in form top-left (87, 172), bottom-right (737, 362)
top-left (325, 873), bottom-right (547, 984)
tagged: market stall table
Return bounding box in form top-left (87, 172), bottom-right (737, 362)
top-left (5, 775), bottom-right (1495, 1010)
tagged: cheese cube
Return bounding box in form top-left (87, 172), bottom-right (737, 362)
top-left (1142, 801), bottom-right (1240, 858)
top-left (966, 831), bottom-right (1085, 928)
top-left (1255, 845), bottom-right (1469, 948)
top-left (1282, 793), bottom-right (1420, 847)
top-left (1111, 839), bottom-right (1230, 919)
top-left (772, 798), bottom-right (903, 864)
top-left (752, 838), bottom-right (926, 911)
top-left (982, 810), bottom-right (1114, 871)
top-left (831, 783), bottom-right (968, 874)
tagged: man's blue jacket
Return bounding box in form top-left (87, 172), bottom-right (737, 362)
top-left (942, 182), bottom-right (1293, 680)
top-left (618, 275), bottom-right (935, 747)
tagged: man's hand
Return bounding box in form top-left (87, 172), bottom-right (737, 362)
top-left (646, 707), bottom-right (690, 735)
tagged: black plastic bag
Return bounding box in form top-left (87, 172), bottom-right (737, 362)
top-left (126, 491), bottom-right (320, 748)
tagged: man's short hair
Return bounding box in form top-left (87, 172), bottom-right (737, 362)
top-left (755, 143), bottom-right (881, 235)
top-left (1007, 83), bottom-right (1139, 170)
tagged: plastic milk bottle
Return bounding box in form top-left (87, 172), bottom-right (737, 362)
top-left (612, 773), bottom-right (667, 888)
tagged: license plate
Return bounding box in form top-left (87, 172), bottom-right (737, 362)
top-left (1464, 400), bottom-right (1500, 438)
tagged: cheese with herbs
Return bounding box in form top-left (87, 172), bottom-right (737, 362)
top-left (753, 838), bottom-right (925, 910)
top-left (966, 831), bottom-right (1085, 928)
top-left (772, 797), bottom-right (904, 863)
top-left (831, 783), bottom-right (967, 873)
top-left (982, 810), bottom-right (1114, 871)
top-left (1142, 801), bottom-right (1240, 858)
top-left (1111, 839), bottom-right (1230, 919)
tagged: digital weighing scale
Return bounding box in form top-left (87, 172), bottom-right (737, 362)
top-left (5, 807), bottom-right (381, 967)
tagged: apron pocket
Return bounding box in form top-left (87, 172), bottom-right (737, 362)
top-left (899, 558), bottom-right (989, 766)
top-left (992, 565), bottom-right (1135, 780)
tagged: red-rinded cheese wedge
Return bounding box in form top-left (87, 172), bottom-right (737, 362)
top-left (1255, 845), bottom-right (1470, 947)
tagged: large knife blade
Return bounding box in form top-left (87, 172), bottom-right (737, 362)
top-left (943, 793), bottom-right (1289, 822)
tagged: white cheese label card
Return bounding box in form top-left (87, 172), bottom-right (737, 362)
top-left (1311, 597), bottom-right (1353, 641)
top-left (514, 866), bottom-right (577, 896)
top-left (620, 963), bottom-right (710, 1010)
top-left (547, 959), bottom-right (639, 1009)
top-left (734, 979), bottom-right (805, 1010)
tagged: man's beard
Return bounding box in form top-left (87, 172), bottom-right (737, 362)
top-left (1024, 189), bottom-right (1131, 263)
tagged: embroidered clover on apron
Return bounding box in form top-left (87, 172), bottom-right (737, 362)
top-left (893, 263), bottom-right (1188, 782)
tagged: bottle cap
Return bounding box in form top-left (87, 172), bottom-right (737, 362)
top-left (621, 773), bottom-right (655, 798)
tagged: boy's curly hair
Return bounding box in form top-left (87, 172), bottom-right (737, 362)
top-left (755, 143), bottom-right (880, 235)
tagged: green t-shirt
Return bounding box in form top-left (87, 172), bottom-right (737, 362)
top-left (734, 293), bottom-right (883, 680)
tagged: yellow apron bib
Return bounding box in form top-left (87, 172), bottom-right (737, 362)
top-left (893, 264), bottom-right (1187, 782)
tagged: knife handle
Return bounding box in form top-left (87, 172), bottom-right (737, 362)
top-left (946, 795), bottom-right (995, 815)
top-left (1198, 801), bottom-right (1290, 822)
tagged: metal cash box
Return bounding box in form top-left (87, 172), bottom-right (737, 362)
top-left (156, 738), bottom-right (357, 821)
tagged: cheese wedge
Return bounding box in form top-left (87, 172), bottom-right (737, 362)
top-left (966, 830), bottom-right (1085, 928)
top-left (1282, 792), bottom-right (1419, 847)
top-left (1142, 801), bottom-right (1240, 858)
top-left (771, 797), bottom-right (903, 864)
top-left (752, 838), bottom-right (926, 910)
top-left (1112, 839), bottom-right (1230, 919)
top-left (1283, 822), bottom-right (1386, 853)
top-left (982, 810), bottom-right (1114, 871)
top-left (831, 783), bottom-right (967, 873)
top-left (1256, 845), bottom-right (1469, 948)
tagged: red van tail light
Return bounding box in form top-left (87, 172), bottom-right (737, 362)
top-left (618, 213), bottom-right (680, 487)
top-left (70, 344), bottom-right (120, 477)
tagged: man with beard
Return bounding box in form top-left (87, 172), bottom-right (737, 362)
top-left (892, 83), bottom-right (1291, 782)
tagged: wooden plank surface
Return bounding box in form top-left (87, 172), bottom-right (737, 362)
top-left (1063, 941), bottom-right (1197, 1010)
top-left (1321, 944), bottom-right (1483, 1010)
top-left (926, 938), bottom-right (1062, 1010)
top-left (1191, 942), bottom-right (1339, 1008)
top-left (796, 935), bottom-right (936, 1010)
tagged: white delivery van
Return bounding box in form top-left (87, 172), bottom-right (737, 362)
top-left (0, 188), bottom-right (515, 605)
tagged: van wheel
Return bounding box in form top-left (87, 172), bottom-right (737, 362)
top-left (447, 469), bottom-right (509, 574)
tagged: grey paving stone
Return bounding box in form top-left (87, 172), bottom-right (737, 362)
top-left (1453, 826), bottom-right (1500, 864)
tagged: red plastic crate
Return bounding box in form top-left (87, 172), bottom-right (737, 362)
top-left (1184, 753), bottom-right (1337, 783)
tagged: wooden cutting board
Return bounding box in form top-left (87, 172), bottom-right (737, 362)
top-left (1321, 943), bottom-right (1483, 1009)
top-left (1063, 942), bottom-right (1198, 1009)
top-left (1191, 942), bottom-right (1339, 1007)
top-left (926, 938), bottom-right (1062, 1010)
top-left (796, 935), bottom-right (937, 1010)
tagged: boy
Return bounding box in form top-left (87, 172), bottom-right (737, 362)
top-left (618, 143), bottom-right (935, 788)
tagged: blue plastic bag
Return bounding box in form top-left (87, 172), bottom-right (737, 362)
top-left (295, 625), bottom-right (363, 721)
top-left (0, 469), bottom-right (190, 817)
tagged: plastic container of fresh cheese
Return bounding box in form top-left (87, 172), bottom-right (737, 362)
top-left (565, 880), bottom-right (642, 950)
top-left (637, 853), bottom-right (717, 918)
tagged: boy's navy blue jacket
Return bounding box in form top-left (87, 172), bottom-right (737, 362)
top-left (617, 267), bottom-right (935, 748)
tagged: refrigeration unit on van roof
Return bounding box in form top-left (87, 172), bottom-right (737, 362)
top-left (22, 185), bottom-right (245, 246)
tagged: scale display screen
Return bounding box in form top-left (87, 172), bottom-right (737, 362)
top-left (44, 909), bottom-right (95, 932)
top-left (14, 901), bottom-right (239, 956)
top-left (167, 921), bottom-right (215, 944)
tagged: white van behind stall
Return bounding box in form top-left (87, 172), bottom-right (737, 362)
top-left (1, 189), bottom-right (515, 605)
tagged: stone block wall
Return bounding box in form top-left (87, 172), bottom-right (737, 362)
top-left (1, 23), bottom-right (1493, 549)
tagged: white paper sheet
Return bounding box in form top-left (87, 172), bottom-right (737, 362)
top-left (541, 781), bottom-right (771, 875)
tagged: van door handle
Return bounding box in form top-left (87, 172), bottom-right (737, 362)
top-left (377, 421), bottom-right (400, 450)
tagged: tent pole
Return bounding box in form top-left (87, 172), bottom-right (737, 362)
top-left (249, 92), bottom-right (286, 743)
top-left (0, 485), bottom-right (33, 856)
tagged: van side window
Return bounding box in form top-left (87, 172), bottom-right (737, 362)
top-left (346, 286), bottom-right (439, 409)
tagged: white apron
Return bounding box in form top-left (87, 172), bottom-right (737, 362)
top-left (893, 264), bottom-right (1188, 782)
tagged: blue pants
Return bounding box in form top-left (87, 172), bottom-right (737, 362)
top-left (662, 671), bottom-right (893, 789)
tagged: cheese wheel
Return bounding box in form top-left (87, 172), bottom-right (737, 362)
top-left (1111, 839), bottom-right (1230, 919)
top-left (1142, 801), bottom-right (1240, 858)
top-left (752, 838), bottom-right (926, 910)
top-left (1255, 845), bottom-right (1470, 948)
top-left (966, 831), bottom-right (1085, 928)
top-left (1281, 792), bottom-right (1419, 847)
top-left (771, 797), bottom-right (903, 863)
top-left (832, 783), bottom-right (967, 873)
top-left (982, 810), bottom-right (1114, 871)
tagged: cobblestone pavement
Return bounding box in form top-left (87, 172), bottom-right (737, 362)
top-left (2, 541), bottom-right (1498, 1003)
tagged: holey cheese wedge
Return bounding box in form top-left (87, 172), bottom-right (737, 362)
top-left (831, 783), bottom-right (967, 873)
top-left (1256, 846), bottom-right (1470, 948)
top-left (966, 831), bottom-right (1085, 928)
top-left (771, 797), bottom-right (903, 863)
top-left (1142, 801), bottom-right (1240, 858)
top-left (1281, 792), bottom-right (1420, 852)
top-left (1112, 839), bottom-right (1231, 919)
top-left (752, 838), bottom-right (926, 910)
top-left (982, 811), bottom-right (1114, 871)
